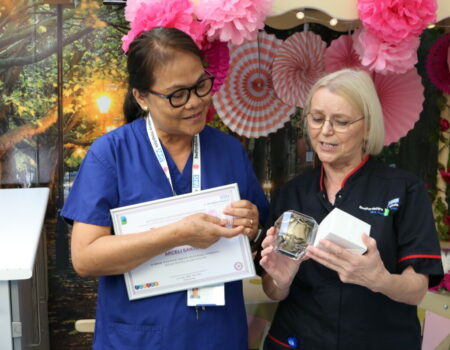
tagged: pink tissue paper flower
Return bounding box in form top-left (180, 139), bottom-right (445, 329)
top-left (201, 40), bottom-right (230, 94)
top-left (122, 0), bottom-right (205, 53)
top-left (357, 0), bottom-right (437, 43)
top-left (124, 0), bottom-right (146, 23)
top-left (195, 0), bottom-right (274, 46)
top-left (353, 28), bottom-right (419, 74)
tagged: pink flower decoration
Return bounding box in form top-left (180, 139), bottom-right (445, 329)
top-left (426, 33), bottom-right (450, 94)
top-left (442, 273), bottom-right (450, 291)
top-left (440, 118), bottom-right (450, 132)
top-left (430, 270), bottom-right (450, 292)
top-left (195, 0), bottom-right (274, 46)
top-left (206, 104), bottom-right (216, 123)
top-left (201, 40), bottom-right (230, 94)
top-left (440, 168), bottom-right (450, 184)
top-left (353, 28), bottom-right (419, 74)
top-left (357, 0), bottom-right (437, 43)
top-left (444, 215), bottom-right (450, 227)
top-left (122, 0), bottom-right (205, 53)
top-left (124, 0), bottom-right (146, 23)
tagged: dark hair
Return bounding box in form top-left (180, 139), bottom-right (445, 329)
top-left (124, 27), bottom-right (202, 123)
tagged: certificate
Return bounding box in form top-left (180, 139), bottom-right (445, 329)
top-left (110, 183), bottom-right (256, 300)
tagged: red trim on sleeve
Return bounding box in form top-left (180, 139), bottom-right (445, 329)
top-left (340, 155), bottom-right (369, 188)
top-left (267, 333), bottom-right (297, 349)
top-left (398, 254), bottom-right (442, 263)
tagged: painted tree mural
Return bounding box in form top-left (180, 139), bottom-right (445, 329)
top-left (0, 0), bottom-right (127, 188)
top-left (1, 1), bottom-right (128, 347)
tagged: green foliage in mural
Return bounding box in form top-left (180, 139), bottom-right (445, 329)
top-left (0, 0), bottom-right (129, 183)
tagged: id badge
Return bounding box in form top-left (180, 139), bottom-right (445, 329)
top-left (187, 284), bottom-right (225, 306)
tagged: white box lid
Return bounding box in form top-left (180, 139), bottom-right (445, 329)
top-left (313, 208), bottom-right (371, 255)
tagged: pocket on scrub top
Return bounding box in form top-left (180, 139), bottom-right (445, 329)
top-left (107, 322), bottom-right (162, 349)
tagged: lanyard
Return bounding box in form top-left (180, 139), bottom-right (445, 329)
top-left (145, 113), bottom-right (201, 195)
top-left (146, 113), bottom-right (225, 309)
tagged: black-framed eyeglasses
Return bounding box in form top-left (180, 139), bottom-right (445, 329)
top-left (146, 72), bottom-right (215, 108)
top-left (307, 113), bottom-right (364, 133)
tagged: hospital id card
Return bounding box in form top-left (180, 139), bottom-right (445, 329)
top-left (187, 284), bottom-right (225, 306)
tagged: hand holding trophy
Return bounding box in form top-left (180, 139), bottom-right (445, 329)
top-left (272, 210), bottom-right (318, 260)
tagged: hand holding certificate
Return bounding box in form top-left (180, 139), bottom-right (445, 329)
top-left (110, 183), bottom-right (256, 300)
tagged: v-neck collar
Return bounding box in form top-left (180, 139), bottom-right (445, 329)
top-left (319, 155), bottom-right (370, 191)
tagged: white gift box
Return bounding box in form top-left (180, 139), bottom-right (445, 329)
top-left (313, 208), bottom-right (371, 255)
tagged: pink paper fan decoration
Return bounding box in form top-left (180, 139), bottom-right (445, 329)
top-left (272, 31), bottom-right (326, 107)
top-left (195, 0), bottom-right (274, 46)
top-left (373, 69), bottom-right (424, 145)
top-left (213, 32), bottom-right (295, 137)
top-left (124, 0), bottom-right (146, 22)
top-left (357, 0), bottom-right (437, 43)
top-left (324, 35), bottom-right (366, 73)
top-left (426, 33), bottom-right (450, 94)
top-left (201, 40), bottom-right (230, 94)
top-left (122, 0), bottom-right (205, 53)
top-left (353, 28), bottom-right (419, 75)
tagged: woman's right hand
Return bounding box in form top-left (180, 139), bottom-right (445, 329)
top-left (175, 213), bottom-right (244, 249)
top-left (260, 227), bottom-right (305, 292)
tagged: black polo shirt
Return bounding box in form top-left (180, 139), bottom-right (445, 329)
top-left (263, 157), bottom-right (443, 350)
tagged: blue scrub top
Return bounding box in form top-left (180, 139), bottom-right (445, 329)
top-left (62, 118), bottom-right (269, 350)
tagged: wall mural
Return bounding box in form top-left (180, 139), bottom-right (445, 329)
top-left (0, 0), bottom-right (446, 348)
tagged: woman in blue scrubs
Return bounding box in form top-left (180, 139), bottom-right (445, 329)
top-left (259, 69), bottom-right (443, 350)
top-left (62, 27), bottom-right (269, 349)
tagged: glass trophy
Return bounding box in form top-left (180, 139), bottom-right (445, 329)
top-left (273, 210), bottom-right (318, 260)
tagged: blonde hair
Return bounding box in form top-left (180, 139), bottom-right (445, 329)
top-left (303, 69), bottom-right (385, 155)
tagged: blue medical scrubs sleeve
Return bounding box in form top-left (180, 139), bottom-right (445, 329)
top-left (61, 141), bottom-right (118, 227)
top-left (395, 178), bottom-right (443, 286)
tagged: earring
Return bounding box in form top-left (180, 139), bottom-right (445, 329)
top-left (143, 106), bottom-right (148, 111)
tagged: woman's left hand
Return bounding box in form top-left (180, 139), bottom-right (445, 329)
top-left (306, 234), bottom-right (388, 291)
top-left (223, 200), bottom-right (259, 241)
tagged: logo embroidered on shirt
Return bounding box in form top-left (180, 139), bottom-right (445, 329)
top-left (359, 198), bottom-right (400, 216)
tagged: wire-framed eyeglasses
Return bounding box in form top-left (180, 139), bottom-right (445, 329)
top-left (146, 72), bottom-right (215, 108)
top-left (307, 113), bottom-right (364, 133)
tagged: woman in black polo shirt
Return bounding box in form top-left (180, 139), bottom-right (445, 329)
top-left (259, 69), bottom-right (443, 350)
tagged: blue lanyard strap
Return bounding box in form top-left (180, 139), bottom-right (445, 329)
top-left (145, 114), bottom-right (201, 195)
